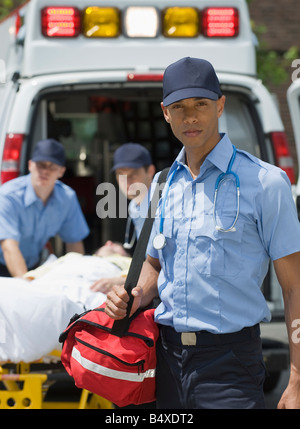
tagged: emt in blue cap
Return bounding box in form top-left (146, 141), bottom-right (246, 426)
top-left (105, 57), bottom-right (300, 409)
top-left (112, 143), bottom-right (156, 248)
top-left (0, 138), bottom-right (90, 278)
top-left (90, 143), bottom-right (155, 294)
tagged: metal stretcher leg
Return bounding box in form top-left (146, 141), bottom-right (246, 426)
top-left (1, 364), bottom-right (114, 409)
top-left (0, 372), bottom-right (47, 409)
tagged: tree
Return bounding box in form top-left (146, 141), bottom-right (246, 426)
top-left (0, 0), bottom-right (27, 21)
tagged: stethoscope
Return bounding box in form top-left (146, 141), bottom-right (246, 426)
top-left (153, 145), bottom-right (240, 250)
top-left (123, 216), bottom-right (136, 250)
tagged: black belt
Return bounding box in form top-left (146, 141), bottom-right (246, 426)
top-left (159, 324), bottom-right (260, 346)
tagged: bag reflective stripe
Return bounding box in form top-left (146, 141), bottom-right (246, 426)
top-left (72, 346), bottom-right (156, 382)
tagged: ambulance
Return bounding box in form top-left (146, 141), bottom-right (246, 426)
top-left (0, 0), bottom-right (296, 391)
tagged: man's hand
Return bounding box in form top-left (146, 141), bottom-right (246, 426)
top-left (90, 276), bottom-right (125, 294)
top-left (105, 284), bottom-right (143, 320)
top-left (277, 366), bottom-right (300, 409)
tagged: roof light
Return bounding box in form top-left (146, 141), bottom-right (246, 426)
top-left (83, 7), bottom-right (120, 38)
top-left (163, 7), bottom-right (199, 38)
top-left (41, 7), bottom-right (80, 38)
top-left (124, 7), bottom-right (159, 38)
top-left (202, 8), bottom-right (239, 38)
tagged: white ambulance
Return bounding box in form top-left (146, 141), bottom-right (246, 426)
top-left (0, 0), bottom-right (295, 391)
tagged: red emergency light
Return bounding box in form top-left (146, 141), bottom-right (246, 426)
top-left (41, 7), bottom-right (80, 37)
top-left (202, 7), bottom-right (239, 37)
top-left (1, 133), bottom-right (24, 184)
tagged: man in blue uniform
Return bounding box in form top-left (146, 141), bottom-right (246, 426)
top-left (0, 138), bottom-right (90, 277)
top-left (104, 57), bottom-right (300, 409)
top-left (112, 143), bottom-right (156, 247)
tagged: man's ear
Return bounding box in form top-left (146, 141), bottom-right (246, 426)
top-left (57, 166), bottom-right (66, 179)
top-left (217, 95), bottom-right (226, 118)
top-left (161, 102), bottom-right (170, 123)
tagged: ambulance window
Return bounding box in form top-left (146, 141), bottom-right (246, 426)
top-left (220, 92), bottom-right (262, 158)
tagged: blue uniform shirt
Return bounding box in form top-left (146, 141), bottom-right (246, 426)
top-left (0, 174), bottom-right (90, 269)
top-left (128, 193), bottom-right (150, 239)
top-left (147, 133), bottom-right (300, 333)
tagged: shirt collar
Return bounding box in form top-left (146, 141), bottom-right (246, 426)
top-left (206, 133), bottom-right (234, 173)
top-left (24, 174), bottom-right (39, 207)
top-left (24, 174), bottom-right (59, 207)
top-left (170, 133), bottom-right (233, 177)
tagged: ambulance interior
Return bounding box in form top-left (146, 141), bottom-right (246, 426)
top-left (26, 83), bottom-right (267, 255)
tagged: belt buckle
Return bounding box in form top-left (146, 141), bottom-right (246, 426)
top-left (181, 332), bottom-right (197, 346)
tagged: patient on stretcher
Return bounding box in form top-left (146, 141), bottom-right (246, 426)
top-left (0, 241), bottom-right (131, 364)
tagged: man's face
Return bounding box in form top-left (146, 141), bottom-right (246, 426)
top-left (161, 96), bottom-right (225, 154)
top-left (115, 166), bottom-right (154, 204)
top-left (28, 160), bottom-right (66, 191)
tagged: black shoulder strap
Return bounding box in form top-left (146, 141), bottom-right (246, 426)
top-left (111, 167), bottom-right (169, 337)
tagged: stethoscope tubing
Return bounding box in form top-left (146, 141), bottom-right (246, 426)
top-left (153, 144), bottom-right (240, 249)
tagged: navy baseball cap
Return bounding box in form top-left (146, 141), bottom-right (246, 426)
top-left (112, 143), bottom-right (152, 171)
top-left (163, 57), bottom-right (222, 106)
top-left (31, 139), bottom-right (66, 166)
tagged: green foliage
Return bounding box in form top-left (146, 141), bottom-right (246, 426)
top-left (252, 21), bottom-right (299, 86)
top-left (0, 0), bottom-right (26, 21)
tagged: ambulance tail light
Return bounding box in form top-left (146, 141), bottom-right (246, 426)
top-left (271, 132), bottom-right (296, 184)
top-left (202, 8), bottom-right (239, 38)
top-left (41, 7), bottom-right (80, 38)
top-left (1, 134), bottom-right (24, 184)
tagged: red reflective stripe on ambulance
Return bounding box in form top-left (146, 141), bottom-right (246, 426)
top-left (127, 74), bottom-right (163, 81)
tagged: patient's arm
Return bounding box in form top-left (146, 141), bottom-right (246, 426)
top-left (65, 241), bottom-right (85, 254)
top-left (1, 239), bottom-right (28, 277)
top-left (90, 276), bottom-right (125, 294)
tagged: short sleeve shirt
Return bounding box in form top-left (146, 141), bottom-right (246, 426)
top-left (147, 134), bottom-right (300, 333)
top-left (0, 174), bottom-right (90, 268)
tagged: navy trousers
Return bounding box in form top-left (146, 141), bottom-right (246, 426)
top-left (156, 324), bottom-right (266, 409)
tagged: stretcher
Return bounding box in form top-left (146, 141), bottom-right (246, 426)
top-left (0, 253), bottom-right (130, 409)
top-left (0, 350), bottom-right (113, 409)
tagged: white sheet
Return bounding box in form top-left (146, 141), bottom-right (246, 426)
top-left (0, 254), bottom-right (122, 363)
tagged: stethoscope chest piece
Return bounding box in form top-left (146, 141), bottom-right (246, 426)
top-left (153, 233), bottom-right (167, 250)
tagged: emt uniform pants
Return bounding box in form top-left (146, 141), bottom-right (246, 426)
top-left (156, 324), bottom-right (266, 409)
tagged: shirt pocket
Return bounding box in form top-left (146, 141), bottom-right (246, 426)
top-left (191, 216), bottom-right (244, 277)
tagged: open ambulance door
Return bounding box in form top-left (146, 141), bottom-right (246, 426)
top-left (287, 78), bottom-right (300, 217)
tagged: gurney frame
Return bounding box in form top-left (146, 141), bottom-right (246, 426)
top-left (0, 351), bottom-right (113, 409)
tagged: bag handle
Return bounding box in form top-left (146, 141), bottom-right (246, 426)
top-left (111, 167), bottom-right (169, 337)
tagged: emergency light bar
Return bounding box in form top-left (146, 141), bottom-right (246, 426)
top-left (83, 7), bottom-right (120, 38)
top-left (124, 7), bottom-right (159, 38)
top-left (41, 7), bottom-right (80, 37)
top-left (41, 6), bottom-right (239, 38)
top-left (163, 7), bottom-right (199, 38)
top-left (202, 8), bottom-right (239, 37)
